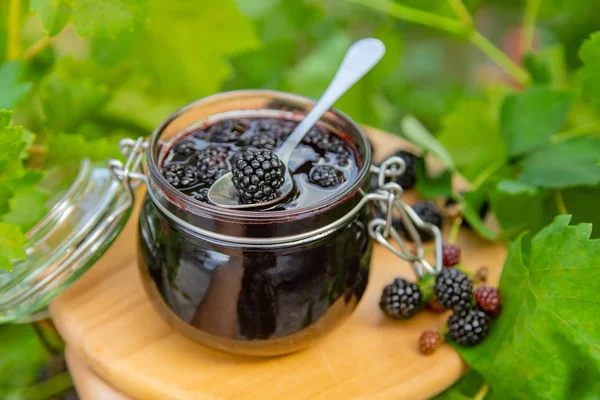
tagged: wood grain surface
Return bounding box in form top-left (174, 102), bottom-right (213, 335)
top-left (50, 129), bottom-right (507, 400)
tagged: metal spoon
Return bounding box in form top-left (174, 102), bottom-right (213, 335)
top-left (208, 38), bottom-right (386, 209)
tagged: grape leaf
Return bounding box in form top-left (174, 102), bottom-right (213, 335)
top-left (518, 137), bottom-right (600, 188)
top-left (0, 223), bottom-right (26, 271)
top-left (500, 86), bottom-right (575, 156)
top-left (31, 0), bottom-right (72, 36)
top-left (579, 32), bottom-right (600, 110)
top-left (0, 62), bottom-right (32, 110)
top-left (453, 215), bottom-right (600, 399)
top-left (438, 98), bottom-right (506, 182)
top-left (70, 0), bottom-right (148, 38)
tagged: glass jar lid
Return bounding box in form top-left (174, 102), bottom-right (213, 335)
top-left (0, 139), bottom-right (145, 323)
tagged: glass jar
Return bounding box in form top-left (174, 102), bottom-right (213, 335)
top-left (0, 89), bottom-right (443, 357)
top-left (138, 90), bottom-right (373, 356)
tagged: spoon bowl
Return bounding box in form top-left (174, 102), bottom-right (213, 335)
top-left (208, 38), bottom-right (386, 209)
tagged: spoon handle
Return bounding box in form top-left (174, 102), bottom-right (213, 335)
top-left (277, 38), bottom-right (386, 165)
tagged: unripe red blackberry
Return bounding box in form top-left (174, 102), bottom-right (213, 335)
top-left (419, 330), bottom-right (443, 355)
top-left (442, 243), bottom-right (461, 267)
top-left (475, 285), bottom-right (502, 317)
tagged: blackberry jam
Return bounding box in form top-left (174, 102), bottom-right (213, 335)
top-left (160, 117), bottom-right (359, 209)
top-left (138, 90), bottom-right (373, 356)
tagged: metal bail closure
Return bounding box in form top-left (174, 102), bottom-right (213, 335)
top-left (367, 156), bottom-right (443, 280)
top-left (0, 138), bottom-right (148, 323)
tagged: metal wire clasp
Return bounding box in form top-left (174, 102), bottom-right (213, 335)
top-left (367, 156), bottom-right (443, 280)
top-left (108, 137), bottom-right (148, 215)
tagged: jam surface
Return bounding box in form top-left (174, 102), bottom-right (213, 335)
top-left (160, 118), bottom-right (360, 210)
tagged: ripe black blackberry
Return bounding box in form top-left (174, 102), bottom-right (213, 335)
top-left (434, 267), bottom-right (473, 311)
top-left (393, 150), bottom-right (418, 189)
top-left (231, 149), bottom-right (286, 204)
top-left (394, 201), bottom-right (443, 242)
top-left (447, 306), bottom-right (491, 346)
top-left (379, 278), bottom-right (422, 320)
top-left (442, 243), bottom-right (461, 267)
top-left (194, 146), bottom-right (231, 184)
top-left (475, 285), bottom-right (502, 317)
top-left (303, 127), bottom-right (351, 166)
top-left (191, 188), bottom-right (209, 202)
top-left (195, 119), bottom-right (250, 143)
top-left (309, 165), bottom-right (346, 188)
top-left (162, 163), bottom-right (199, 189)
top-left (172, 140), bottom-right (198, 157)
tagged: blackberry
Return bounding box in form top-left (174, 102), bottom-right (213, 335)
top-left (191, 188), bottom-right (209, 202)
top-left (231, 149), bottom-right (286, 204)
top-left (419, 331), bottom-right (443, 355)
top-left (247, 131), bottom-right (278, 150)
top-left (195, 119), bottom-right (250, 143)
top-left (172, 140), bottom-right (198, 157)
top-left (162, 163), bottom-right (199, 189)
top-left (245, 119), bottom-right (296, 150)
top-left (434, 267), bottom-right (473, 311)
top-left (194, 146), bottom-right (231, 184)
top-left (379, 278), bottom-right (422, 320)
top-left (447, 306), bottom-right (491, 346)
top-left (309, 165), bottom-right (346, 188)
top-left (393, 150), bottom-right (418, 189)
top-left (475, 285), bottom-right (502, 317)
top-left (394, 201), bottom-right (443, 242)
top-left (442, 243), bottom-right (461, 267)
top-left (303, 127), bottom-right (351, 166)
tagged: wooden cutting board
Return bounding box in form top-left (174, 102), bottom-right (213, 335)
top-left (49, 128), bottom-right (507, 400)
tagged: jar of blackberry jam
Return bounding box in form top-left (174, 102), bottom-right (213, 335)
top-left (136, 90), bottom-right (376, 356)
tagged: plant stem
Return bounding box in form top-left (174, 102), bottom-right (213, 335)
top-left (24, 36), bottom-right (53, 61)
top-left (448, 218), bottom-right (461, 244)
top-left (471, 159), bottom-right (504, 190)
top-left (7, 0), bottom-right (22, 60)
top-left (473, 383), bottom-right (489, 400)
top-left (551, 120), bottom-right (600, 143)
top-left (555, 191), bottom-right (568, 215)
top-left (27, 144), bottom-right (48, 156)
top-left (469, 32), bottom-right (529, 85)
top-left (521, 0), bottom-right (542, 54)
top-left (349, 0), bottom-right (468, 36)
top-left (446, 0), bottom-right (473, 26)
top-left (349, 0), bottom-right (529, 85)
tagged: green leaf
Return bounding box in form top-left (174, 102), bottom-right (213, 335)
top-left (496, 179), bottom-right (538, 195)
top-left (2, 185), bottom-right (49, 233)
top-left (235, 0), bottom-right (280, 18)
top-left (438, 98), bottom-right (506, 182)
top-left (402, 115), bottom-right (454, 170)
top-left (0, 110), bottom-right (11, 130)
top-left (0, 62), bottom-right (32, 110)
top-left (518, 137), bottom-right (600, 188)
top-left (47, 133), bottom-right (123, 165)
top-left (40, 69), bottom-right (111, 133)
top-left (523, 52), bottom-right (551, 85)
top-left (579, 32), bottom-right (600, 110)
top-left (431, 370), bottom-right (488, 400)
top-left (0, 223), bottom-right (26, 271)
top-left (70, 0), bottom-right (149, 38)
top-left (500, 86), bottom-right (575, 156)
top-left (415, 157), bottom-right (452, 198)
top-left (453, 215), bottom-right (600, 399)
top-left (0, 324), bottom-right (49, 391)
top-left (31, 0), bottom-right (72, 36)
top-left (0, 126), bottom-right (27, 174)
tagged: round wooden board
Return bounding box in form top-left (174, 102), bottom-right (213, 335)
top-left (50, 129), bottom-right (507, 400)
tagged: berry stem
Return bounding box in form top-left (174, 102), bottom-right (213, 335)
top-left (23, 36), bottom-right (53, 61)
top-left (551, 120), bottom-right (600, 144)
top-left (555, 191), bottom-right (568, 215)
top-left (473, 383), bottom-right (489, 400)
top-left (468, 32), bottom-right (529, 85)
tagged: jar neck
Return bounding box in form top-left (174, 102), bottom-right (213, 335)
top-left (144, 90), bottom-right (372, 241)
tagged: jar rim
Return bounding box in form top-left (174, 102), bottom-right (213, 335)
top-left (145, 89), bottom-right (372, 224)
